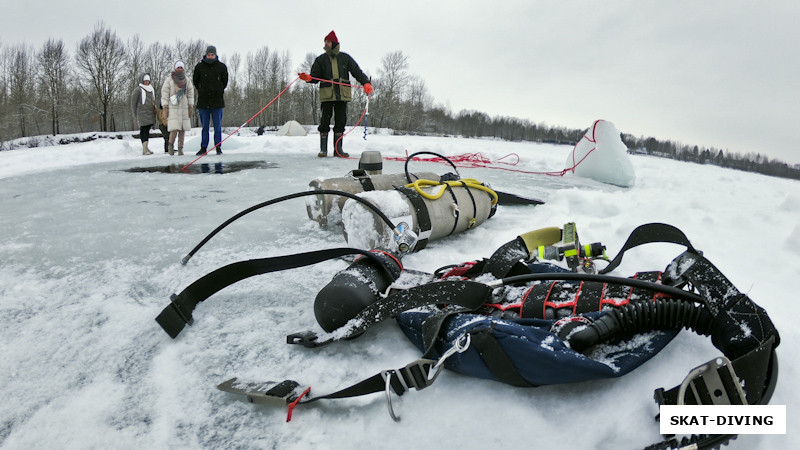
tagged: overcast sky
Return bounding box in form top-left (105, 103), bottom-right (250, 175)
top-left (5, 1), bottom-right (799, 164)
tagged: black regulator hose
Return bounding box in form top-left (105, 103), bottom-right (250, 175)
top-left (404, 151), bottom-right (460, 183)
top-left (567, 298), bottom-right (714, 352)
top-left (181, 189), bottom-right (399, 265)
top-left (497, 272), bottom-right (713, 352)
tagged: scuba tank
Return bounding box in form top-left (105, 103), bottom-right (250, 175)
top-left (306, 151), bottom-right (440, 225)
top-left (313, 249), bottom-right (403, 333)
top-left (341, 179), bottom-right (497, 252)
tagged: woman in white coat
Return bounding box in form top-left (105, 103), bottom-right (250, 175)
top-left (161, 61), bottom-right (195, 155)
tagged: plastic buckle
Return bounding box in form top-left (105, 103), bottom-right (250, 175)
top-left (677, 356), bottom-right (748, 405)
top-left (286, 331), bottom-right (320, 348)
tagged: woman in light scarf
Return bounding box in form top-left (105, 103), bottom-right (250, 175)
top-left (160, 61), bottom-right (195, 155)
top-left (130, 73), bottom-right (158, 155)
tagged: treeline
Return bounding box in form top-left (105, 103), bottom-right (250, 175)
top-left (1, 22), bottom-right (797, 180)
top-left (620, 135), bottom-right (800, 180)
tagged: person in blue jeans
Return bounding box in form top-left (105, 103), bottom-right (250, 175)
top-left (193, 45), bottom-right (229, 155)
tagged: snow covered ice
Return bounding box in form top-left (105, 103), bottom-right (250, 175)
top-left (0, 128), bottom-right (797, 449)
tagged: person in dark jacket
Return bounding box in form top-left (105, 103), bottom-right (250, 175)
top-left (299, 31), bottom-right (373, 158)
top-left (130, 73), bottom-right (157, 155)
top-left (193, 45), bottom-right (228, 155)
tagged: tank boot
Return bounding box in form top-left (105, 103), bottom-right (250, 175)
top-left (177, 147), bottom-right (184, 156)
top-left (318, 133), bottom-right (328, 157)
top-left (168, 144), bottom-right (175, 156)
top-left (142, 141), bottom-right (153, 155)
top-left (333, 133), bottom-right (349, 158)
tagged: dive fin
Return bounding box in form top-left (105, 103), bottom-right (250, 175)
top-left (494, 190), bottom-right (545, 206)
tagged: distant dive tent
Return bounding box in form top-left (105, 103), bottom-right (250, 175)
top-left (276, 120), bottom-right (307, 136)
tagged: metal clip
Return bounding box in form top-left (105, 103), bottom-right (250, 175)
top-left (428, 334), bottom-right (471, 381)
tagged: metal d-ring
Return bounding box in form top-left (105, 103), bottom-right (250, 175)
top-left (382, 370), bottom-right (401, 422)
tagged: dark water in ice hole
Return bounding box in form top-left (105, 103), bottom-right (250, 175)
top-left (121, 160), bottom-right (278, 174)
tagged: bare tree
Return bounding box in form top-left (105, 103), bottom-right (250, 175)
top-left (405, 75), bottom-right (432, 131)
top-left (224, 52), bottom-right (243, 125)
top-left (246, 46), bottom-right (271, 127)
top-left (142, 42), bottom-right (172, 89)
top-left (374, 50), bottom-right (409, 128)
top-left (37, 38), bottom-right (70, 135)
top-left (8, 44), bottom-right (38, 137)
top-left (295, 52), bottom-right (318, 124)
top-left (0, 40), bottom-right (9, 143)
top-left (74, 22), bottom-right (127, 131)
top-left (172, 38), bottom-right (205, 71)
top-left (126, 34), bottom-right (146, 128)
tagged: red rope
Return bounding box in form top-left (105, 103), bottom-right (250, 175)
top-left (182, 77), bottom-right (302, 170)
top-left (384, 120), bottom-right (604, 176)
top-left (305, 75), bottom-right (364, 89)
top-left (332, 106), bottom-right (368, 159)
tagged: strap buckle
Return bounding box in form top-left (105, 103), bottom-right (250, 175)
top-left (286, 331), bottom-right (320, 348)
top-left (677, 356), bottom-right (748, 405)
top-left (380, 334), bottom-right (471, 422)
top-left (217, 378), bottom-right (306, 406)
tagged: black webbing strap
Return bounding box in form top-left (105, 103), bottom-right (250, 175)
top-left (300, 357), bottom-right (440, 406)
top-left (396, 186), bottom-right (432, 251)
top-left (356, 176), bottom-right (376, 192)
top-left (288, 280), bottom-right (493, 347)
top-left (481, 237), bottom-right (530, 279)
top-left (445, 184), bottom-right (460, 236)
top-left (665, 251), bottom-right (780, 358)
top-left (420, 305), bottom-right (472, 358)
top-left (599, 223), bottom-right (700, 274)
top-left (156, 248), bottom-right (390, 339)
top-left (457, 181), bottom-right (478, 228)
top-left (471, 327), bottom-right (535, 387)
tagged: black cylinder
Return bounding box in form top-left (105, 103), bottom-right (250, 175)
top-left (313, 250), bottom-right (402, 332)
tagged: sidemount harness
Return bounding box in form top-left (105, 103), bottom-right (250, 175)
top-left (155, 223), bottom-right (779, 450)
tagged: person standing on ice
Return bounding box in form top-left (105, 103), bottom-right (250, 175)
top-left (299, 30), bottom-right (373, 158)
top-left (161, 61), bottom-right (195, 156)
top-left (130, 73), bottom-right (157, 155)
top-left (193, 45), bottom-right (228, 156)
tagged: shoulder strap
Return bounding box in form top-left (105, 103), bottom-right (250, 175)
top-left (599, 223), bottom-right (699, 274)
top-left (155, 248), bottom-right (393, 339)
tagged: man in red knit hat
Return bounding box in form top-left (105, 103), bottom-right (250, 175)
top-left (299, 31), bottom-right (373, 158)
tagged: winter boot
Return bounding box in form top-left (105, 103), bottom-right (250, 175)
top-left (142, 141), bottom-right (153, 155)
top-left (168, 144), bottom-right (175, 156)
top-left (177, 147), bottom-right (184, 156)
top-left (196, 147), bottom-right (206, 156)
top-left (333, 133), bottom-right (349, 158)
top-left (216, 146), bottom-right (222, 155)
top-left (318, 133), bottom-right (328, 157)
